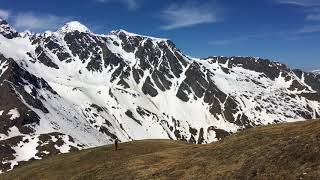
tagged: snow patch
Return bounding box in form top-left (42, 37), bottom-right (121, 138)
top-left (7, 108), bottom-right (20, 120)
top-left (0, 60), bottom-right (9, 78)
top-left (6, 136), bottom-right (41, 170)
top-left (54, 135), bottom-right (79, 153)
top-left (109, 29), bottom-right (168, 42)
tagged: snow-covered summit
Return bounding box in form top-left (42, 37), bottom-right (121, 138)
top-left (57, 21), bottom-right (91, 34)
top-left (56, 21), bottom-right (167, 42)
top-left (0, 19), bottom-right (18, 39)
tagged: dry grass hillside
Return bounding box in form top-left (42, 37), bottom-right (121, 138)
top-left (1, 119), bottom-right (320, 180)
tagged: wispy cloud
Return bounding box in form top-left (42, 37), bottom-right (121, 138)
top-left (209, 33), bottom-right (274, 46)
top-left (306, 14), bottom-right (320, 20)
top-left (275, 0), bottom-right (320, 7)
top-left (0, 9), bottom-right (10, 20)
top-left (12, 12), bottom-right (70, 32)
top-left (275, 0), bottom-right (320, 31)
top-left (299, 24), bottom-right (320, 33)
top-left (97, 0), bottom-right (141, 10)
top-left (305, 7), bottom-right (320, 21)
top-left (209, 26), bottom-right (320, 46)
top-left (160, 1), bottom-right (220, 30)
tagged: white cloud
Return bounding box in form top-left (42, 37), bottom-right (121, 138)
top-left (0, 9), bottom-right (10, 20)
top-left (13, 13), bottom-right (70, 32)
top-left (97, 0), bottom-right (140, 10)
top-left (275, 0), bottom-right (320, 6)
top-left (299, 25), bottom-right (320, 33)
top-left (160, 1), bottom-right (220, 30)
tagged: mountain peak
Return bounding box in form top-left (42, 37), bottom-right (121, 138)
top-left (58, 21), bottom-right (91, 34)
top-left (0, 19), bottom-right (18, 39)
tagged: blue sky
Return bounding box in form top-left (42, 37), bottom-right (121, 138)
top-left (0, 0), bottom-right (320, 70)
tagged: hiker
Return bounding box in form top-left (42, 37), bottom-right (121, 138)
top-left (114, 138), bottom-right (118, 151)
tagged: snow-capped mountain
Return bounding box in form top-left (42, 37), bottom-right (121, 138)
top-left (0, 19), bottom-right (320, 173)
top-left (312, 69), bottom-right (320, 75)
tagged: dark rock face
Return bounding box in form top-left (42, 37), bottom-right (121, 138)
top-left (142, 77), bottom-right (158, 97)
top-left (34, 46), bottom-right (60, 69)
top-left (303, 73), bottom-right (320, 92)
top-left (209, 56), bottom-right (288, 80)
top-left (125, 110), bottom-right (142, 125)
top-left (64, 32), bottom-right (104, 72)
top-left (0, 55), bottom-right (45, 136)
top-left (99, 126), bottom-right (117, 140)
top-left (177, 62), bottom-right (209, 101)
top-left (288, 80), bottom-right (308, 91)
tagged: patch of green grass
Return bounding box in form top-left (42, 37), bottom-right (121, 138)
top-left (1, 120), bottom-right (320, 179)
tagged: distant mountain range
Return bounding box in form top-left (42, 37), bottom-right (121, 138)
top-left (0, 19), bottom-right (320, 173)
top-left (312, 70), bottom-right (320, 75)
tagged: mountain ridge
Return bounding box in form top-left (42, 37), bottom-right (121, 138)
top-left (0, 20), bottom-right (320, 173)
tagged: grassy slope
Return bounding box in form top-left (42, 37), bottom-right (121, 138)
top-left (1, 119), bottom-right (320, 180)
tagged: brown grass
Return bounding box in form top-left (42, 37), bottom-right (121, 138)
top-left (1, 119), bottom-right (320, 180)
